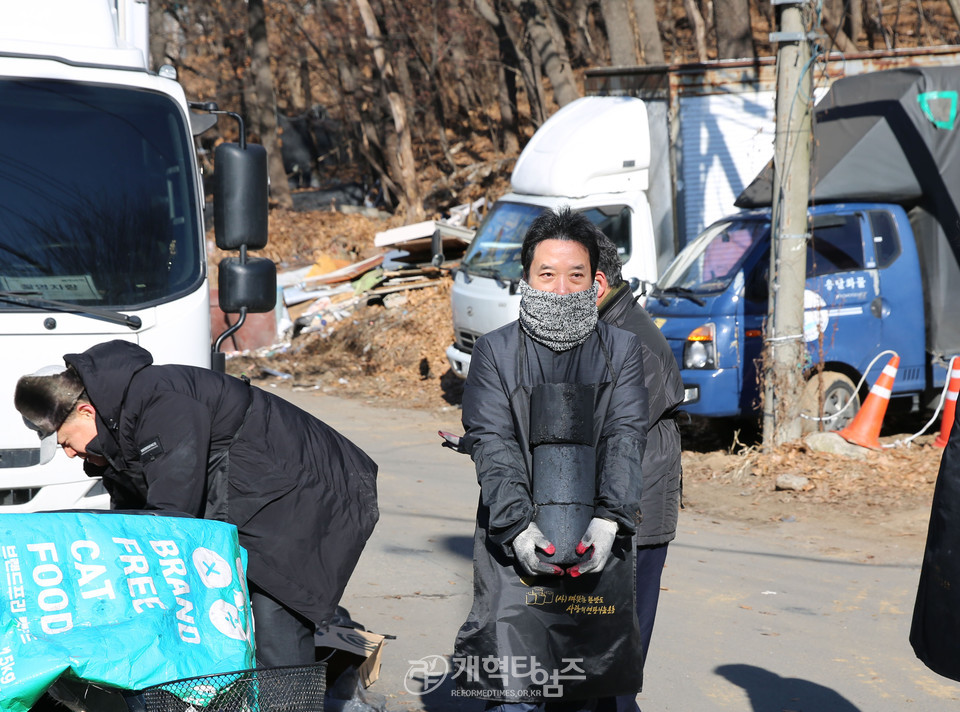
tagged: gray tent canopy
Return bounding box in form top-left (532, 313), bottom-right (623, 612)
top-left (736, 66), bottom-right (960, 358)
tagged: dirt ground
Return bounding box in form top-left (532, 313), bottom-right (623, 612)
top-left (223, 208), bottom-right (945, 551)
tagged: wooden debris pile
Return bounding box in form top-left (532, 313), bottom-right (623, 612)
top-left (229, 265), bottom-right (464, 408)
top-left (218, 205), bottom-right (477, 408)
top-left (279, 217), bottom-right (474, 341)
top-left (282, 258), bottom-right (452, 339)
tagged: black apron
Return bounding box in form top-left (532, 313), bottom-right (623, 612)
top-left (454, 332), bottom-right (645, 701)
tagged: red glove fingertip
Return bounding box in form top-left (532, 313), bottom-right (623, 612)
top-left (543, 544), bottom-right (556, 556)
top-left (576, 542), bottom-right (588, 555)
top-left (567, 566), bottom-right (581, 577)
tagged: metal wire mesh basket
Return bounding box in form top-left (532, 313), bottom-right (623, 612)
top-left (141, 662), bottom-right (327, 712)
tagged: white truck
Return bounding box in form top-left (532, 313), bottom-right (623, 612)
top-left (0, 0), bottom-right (272, 512)
top-left (446, 95), bottom-right (667, 378)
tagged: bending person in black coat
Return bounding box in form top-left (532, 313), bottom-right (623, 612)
top-left (14, 341), bottom-right (379, 668)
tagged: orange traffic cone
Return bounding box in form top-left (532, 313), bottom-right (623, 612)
top-left (934, 359), bottom-right (960, 447)
top-left (838, 354), bottom-right (899, 450)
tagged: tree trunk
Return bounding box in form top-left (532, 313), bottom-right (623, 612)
top-left (601, 0), bottom-right (639, 65)
top-left (443, 27), bottom-right (466, 119)
top-left (247, 0), bottom-right (293, 209)
top-left (703, 0), bottom-right (716, 39)
top-left (149, 1), bottom-right (167, 71)
top-left (354, 0), bottom-right (424, 220)
top-left (492, 0), bottom-right (547, 124)
top-left (915, 0), bottom-right (930, 44)
top-left (848, 0), bottom-right (863, 43)
top-left (338, 50), bottom-right (401, 206)
top-left (536, 0), bottom-right (581, 106)
top-left (529, 30), bottom-right (548, 121)
top-left (821, 0), bottom-right (860, 52)
top-left (571, 0), bottom-right (602, 66)
top-left (946, 0), bottom-right (960, 35)
top-left (632, 0), bottom-right (666, 64)
top-left (496, 62), bottom-right (522, 155)
top-left (684, 0), bottom-right (709, 62)
top-left (282, 50), bottom-right (310, 114)
top-left (386, 0), bottom-right (451, 172)
top-left (506, 0), bottom-right (579, 109)
top-left (398, 0), bottom-right (464, 168)
top-left (303, 9), bottom-right (395, 204)
top-left (474, 0), bottom-right (521, 153)
top-left (714, 0), bottom-right (755, 59)
top-left (444, 0), bottom-right (485, 121)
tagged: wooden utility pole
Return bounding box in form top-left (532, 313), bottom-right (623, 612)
top-left (762, 0), bottom-right (814, 447)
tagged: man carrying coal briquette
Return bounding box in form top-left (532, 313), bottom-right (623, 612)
top-left (453, 206), bottom-right (649, 709)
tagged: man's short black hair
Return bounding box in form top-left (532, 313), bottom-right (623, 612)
top-left (596, 234), bottom-right (624, 288)
top-left (521, 206), bottom-right (602, 280)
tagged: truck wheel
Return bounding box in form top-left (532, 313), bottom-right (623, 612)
top-left (800, 372), bottom-right (860, 433)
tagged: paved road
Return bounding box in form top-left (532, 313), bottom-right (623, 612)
top-left (277, 386), bottom-right (960, 711)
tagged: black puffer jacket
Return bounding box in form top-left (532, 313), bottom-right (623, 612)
top-left (66, 340), bottom-right (379, 628)
top-left (599, 283), bottom-right (684, 545)
top-left (461, 319), bottom-right (649, 548)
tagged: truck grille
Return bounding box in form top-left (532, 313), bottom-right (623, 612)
top-left (456, 329), bottom-right (480, 354)
top-left (0, 488), bottom-right (40, 506)
top-left (0, 449), bottom-right (41, 468)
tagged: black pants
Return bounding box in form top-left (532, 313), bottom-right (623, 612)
top-left (609, 542), bottom-right (670, 712)
top-left (634, 542), bottom-right (669, 659)
top-left (249, 583), bottom-right (316, 667)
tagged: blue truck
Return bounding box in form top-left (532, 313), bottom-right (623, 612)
top-left (646, 66), bottom-right (960, 431)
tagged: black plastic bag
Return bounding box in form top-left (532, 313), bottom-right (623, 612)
top-left (454, 534), bottom-right (644, 701)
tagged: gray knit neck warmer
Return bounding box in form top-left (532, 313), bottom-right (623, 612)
top-left (518, 279), bottom-right (599, 352)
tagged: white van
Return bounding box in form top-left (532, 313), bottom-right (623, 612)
top-left (446, 96), bottom-right (669, 377)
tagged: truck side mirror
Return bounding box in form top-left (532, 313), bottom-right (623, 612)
top-left (212, 249), bottom-right (277, 371)
top-left (203, 108), bottom-right (276, 372)
top-left (629, 277), bottom-right (647, 295)
top-left (213, 142), bottom-right (268, 250)
top-left (218, 257), bottom-right (277, 313)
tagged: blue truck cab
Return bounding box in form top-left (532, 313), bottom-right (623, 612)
top-left (645, 65), bottom-right (960, 430)
top-left (647, 203), bottom-right (939, 427)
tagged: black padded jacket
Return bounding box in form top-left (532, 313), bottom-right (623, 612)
top-left (66, 340), bottom-right (379, 628)
top-left (599, 283), bottom-right (684, 545)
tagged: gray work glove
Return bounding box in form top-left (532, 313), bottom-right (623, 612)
top-left (567, 517), bottom-right (619, 577)
top-left (512, 521), bottom-right (563, 577)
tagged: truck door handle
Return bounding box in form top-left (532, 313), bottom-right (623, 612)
top-left (870, 297), bottom-right (888, 318)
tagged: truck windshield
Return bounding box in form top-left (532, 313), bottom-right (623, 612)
top-left (657, 218), bottom-right (770, 294)
top-left (460, 201), bottom-right (632, 280)
top-left (0, 79), bottom-right (203, 310)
